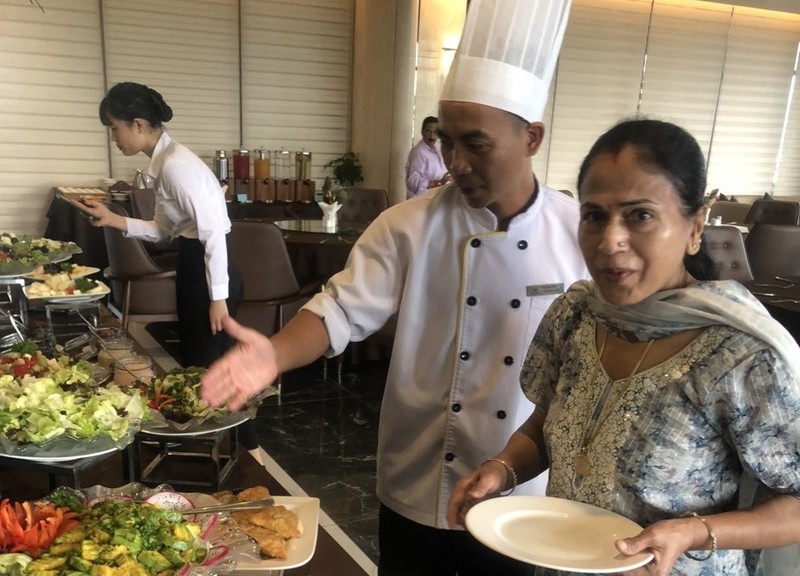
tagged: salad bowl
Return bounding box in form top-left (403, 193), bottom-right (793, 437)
top-left (0, 483), bottom-right (260, 576)
top-left (140, 367), bottom-right (277, 436)
top-left (0, 346), bottom-right (148, 460)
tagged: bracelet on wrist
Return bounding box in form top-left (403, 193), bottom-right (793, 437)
top-left (481, 458), bottom-right (518, 495)
top-left (683, 512), bottom-right (717, 561)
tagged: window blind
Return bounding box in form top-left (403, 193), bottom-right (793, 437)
top-left (544, 0), bottom-right (651, 193)
top-left (773, 41), bottom-right (800, 195)
top-left (706, 8), bottom-right (800, 196)
top-left (638, 0), bottom-right (731, 157)
top-left (240, 0), bottom-right (354, 183)
top-left (0, 0), bottom-right (106, 234)
top-left (539, 0), bottom-right (800, 198)
top-left (102, 0), bottom-right (241, 180)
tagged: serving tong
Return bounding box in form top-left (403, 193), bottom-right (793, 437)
top-left (0, 308), bottom-right (25, 343)
top-left (75, 311), bottom-right (147, 386)
top-left (177, 497), bottom-right (275, 515)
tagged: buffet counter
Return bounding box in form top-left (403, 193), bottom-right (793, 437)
top-left (0, 449), bottom-right (370, 576)
top-left (43, 189), bottom-right (323, 271)
top-left (0, 309), bottom-right (370, 576)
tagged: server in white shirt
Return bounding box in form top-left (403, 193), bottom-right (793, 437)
top-left (85, 82), bottom-right (258, 453)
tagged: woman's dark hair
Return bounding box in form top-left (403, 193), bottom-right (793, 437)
top-left (99, 82), bottom-right (173, 128)
top-left (577, 118), bottom-right (719, 281)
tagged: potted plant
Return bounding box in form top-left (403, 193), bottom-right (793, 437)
top-left (323, 150), bottom-right (363, 203)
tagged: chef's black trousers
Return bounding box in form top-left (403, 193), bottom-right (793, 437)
top-left (175, 237), bottom-right (257, 450)
top-left (378, 504), bottom-right (533, 576)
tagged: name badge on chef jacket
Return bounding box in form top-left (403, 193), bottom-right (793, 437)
top-left (527, 283), bottom-right (564, 297)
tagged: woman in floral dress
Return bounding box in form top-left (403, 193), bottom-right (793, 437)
top-left (448, 119), bottom-right (800, 576)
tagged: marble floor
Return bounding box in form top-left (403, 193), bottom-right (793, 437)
top-left (143, 322), bottom-right (386, 568)
top-left (254, 358), bottom-right (385, 566)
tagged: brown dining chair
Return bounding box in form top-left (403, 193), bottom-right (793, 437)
top-left (703, 226), bottom-right (753, 282)
top-left (744, 224), bottom-right (800, 281)
top-left (708, 200), bottom-right (750, 224)
top-left (227, 221), bottom-right (325, 392)
top-left (129, 187), bottom-right (180, 256)
top-left (338, 188), bottom-right (389, 222)
top-left (226, 221), bottom-right (323, 338)
top-left (102, 203), bottom-right (178, 330)
top-left (744, 199), bottom-right (800, 226)
top-left (129, 188), bottom-right (156, 220)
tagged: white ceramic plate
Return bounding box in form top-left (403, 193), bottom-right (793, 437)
top-left (234, 496), bottom-right (320, 571)
top-left (24, 280), bottom-right (110, 302)
top-left (0, 442), bottom-right (119, 463)
top-left (24, 265), bottom-right (100, 281)
top-left (141, 414), bottom-right (249, 437)
top-left (465, 496), bottom-right (653, 573)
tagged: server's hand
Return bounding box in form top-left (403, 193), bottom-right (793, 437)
top-left (209, 299), bottom-right (228, 334)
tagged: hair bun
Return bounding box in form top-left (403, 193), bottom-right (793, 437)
top-left (148, 87), bottom-right (173, 123)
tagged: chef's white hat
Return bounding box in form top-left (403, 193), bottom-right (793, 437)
top-left (441, 0), bottom-right (571, 122)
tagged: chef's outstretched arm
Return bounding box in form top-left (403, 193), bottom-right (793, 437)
top-left (201, 310), bottom-right (330, 410)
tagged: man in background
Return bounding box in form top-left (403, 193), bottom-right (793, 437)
top-left (405, 115), bottom-right (449, 199)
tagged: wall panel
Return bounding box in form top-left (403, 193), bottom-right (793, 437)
top-left (0, 0), bottom-right (105, 234)
top-left (102, 0), bottom-right (240, 180)
top-left (240, 0), bottom-right (354, 182)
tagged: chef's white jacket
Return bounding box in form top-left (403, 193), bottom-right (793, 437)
top-left (303, 183), bottom-right (589, 528)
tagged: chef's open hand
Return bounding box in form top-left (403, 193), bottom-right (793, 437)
top-left (208, 300), bottom-right (228, 335)
top-left (446, 461), bottom-right (507, 528)
top-left (201, 316), bottom-right (278, 411)
top-left (613, 517), bottom-right (701, 576)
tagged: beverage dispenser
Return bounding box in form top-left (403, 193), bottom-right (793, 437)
top-left (213, 150), bottom-right (231, 200)
top-left (295, 149), bottom-right (315, 203)
top-left (274, 148), bottom-right (294, 201)
top-left (254, 147), bottom-right (275, 202)
top-left (232, 149), bottom-right (250, 202)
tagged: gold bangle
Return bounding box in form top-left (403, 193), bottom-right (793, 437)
top-left (481, 458), bottom-right (518, 495)
top-left (683, 512), bottom-right (717, 561)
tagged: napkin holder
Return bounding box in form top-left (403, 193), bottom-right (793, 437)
top-left (318, 201), bottom-right (341, 230)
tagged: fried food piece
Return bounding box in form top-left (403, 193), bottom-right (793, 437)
top-left (248, 505), bottom-right (302, 539)
top-left (211, 490), bottom-right (238, 504)
top-left (231, 510), bottom-right (255, 526)
top-left (245, 526), bottom-right (288, 559)
top-left (237, 486), bottom-right (271, 502)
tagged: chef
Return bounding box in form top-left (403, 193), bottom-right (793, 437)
top-left (202, 1), bottom-right (587, 574)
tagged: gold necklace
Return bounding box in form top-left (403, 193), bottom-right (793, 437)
top-left (572, 329), bottom-right (655, 478)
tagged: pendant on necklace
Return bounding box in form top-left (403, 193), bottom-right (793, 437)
top-left (573, 452), bottom-right (592, 477)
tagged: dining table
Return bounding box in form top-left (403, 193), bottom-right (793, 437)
top-left (271, 218), bottom-right (369, 285)
top-left (744, 276), bottom-right (800, 341)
